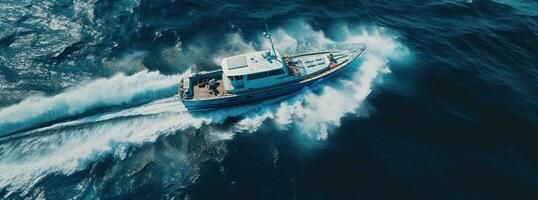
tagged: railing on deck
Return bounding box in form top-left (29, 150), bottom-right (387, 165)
top-left (286, 43), bottom-right (366, 56)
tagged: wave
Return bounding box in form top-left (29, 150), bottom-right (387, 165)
top-left (0, 21), bottom-right (409, 196)
top-left (0, 70), bottom-right (184, 136)
top-left (226, 23), bottom-right (408, 139)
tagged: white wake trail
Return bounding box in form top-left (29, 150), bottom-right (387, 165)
top-left (0, 70), bottom-right (183, 136)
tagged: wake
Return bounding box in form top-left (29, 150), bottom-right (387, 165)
top-left (0, 71), bottom-right (185, 136)
top-left (0, 21), bottom-right (409, 196)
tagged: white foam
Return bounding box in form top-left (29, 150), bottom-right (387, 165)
top-left (0, 110), bottom-right (211, 196)
top-left (227, 22), bottom-right (408, 139)
top-left (0, 70), bottom-right (184, 136)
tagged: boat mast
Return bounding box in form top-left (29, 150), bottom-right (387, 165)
top-left (263, 18), bottom-right (277, 58)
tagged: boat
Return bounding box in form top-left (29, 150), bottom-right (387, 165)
top-left (178, 23), bottom-right (366, 110)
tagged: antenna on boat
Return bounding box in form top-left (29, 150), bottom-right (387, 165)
top-left (263, 18), bottom-right (277, 58)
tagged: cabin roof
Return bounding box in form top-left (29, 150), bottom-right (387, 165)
top-left (221, 50), bottom-right (284, 76)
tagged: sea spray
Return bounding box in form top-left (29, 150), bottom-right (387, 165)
top-left (225, 23), bottom-right (407, 139)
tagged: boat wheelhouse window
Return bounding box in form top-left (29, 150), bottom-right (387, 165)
top-left (247, 69), bottom-right (286, 80)
top-left (267, 69), bottom-right (285, 76)
top-left (247, 72), bottom-right (268, 80)
top-left (229, 75), bottom-right (243, 81)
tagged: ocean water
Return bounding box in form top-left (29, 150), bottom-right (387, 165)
top-left (0, 0), bottom-right (537, 199)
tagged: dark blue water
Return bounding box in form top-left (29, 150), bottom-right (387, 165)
top-left (1, 0), bottom-right (537, 199)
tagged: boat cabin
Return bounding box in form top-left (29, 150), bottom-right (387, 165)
top-left (221, 50), bottom-right (295, 94)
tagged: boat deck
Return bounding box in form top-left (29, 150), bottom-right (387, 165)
top-left (193, 79), bottom-right (227, 99)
